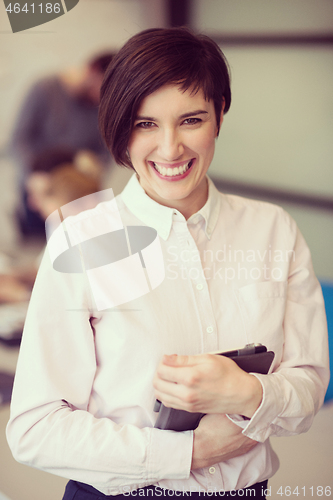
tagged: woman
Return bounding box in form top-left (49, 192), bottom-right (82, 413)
top-left (7, 28), bottom-right (329, 499)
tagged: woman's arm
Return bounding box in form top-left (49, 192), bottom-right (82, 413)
top-left (154, 217), bottom-right (329, 455)
top-left (6, 249), bottom-right (193, 494)
top-left (237, 224), bottom-right (329, 443)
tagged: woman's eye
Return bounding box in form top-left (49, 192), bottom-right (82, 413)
top-left (136, 121), bottom-right (155, 129)
top-left (183, 118), bottom-right (201, 125)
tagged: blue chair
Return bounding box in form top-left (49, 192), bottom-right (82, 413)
top-left (320, 282), bottom-right (333, 402)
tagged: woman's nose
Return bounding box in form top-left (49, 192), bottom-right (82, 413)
top-left (157, 129), bottom-right (184, 161)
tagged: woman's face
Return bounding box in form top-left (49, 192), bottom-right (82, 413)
top-left (127, 85), bottom-right (222, 218)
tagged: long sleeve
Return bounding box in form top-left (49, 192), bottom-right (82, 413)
top-left (6, 248), bottom-right (193, 495)
top-left (231, 216), bottom-right (330, 442)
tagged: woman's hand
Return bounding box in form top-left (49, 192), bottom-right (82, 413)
top-left (153, 353), bottom-right (263, 419)
top-left (191, 413), bottom-right (258, 470)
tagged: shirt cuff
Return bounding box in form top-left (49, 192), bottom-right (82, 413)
top-left (148, 427), bottom-right (193, 482)
top-left (227, 373), bottom-right (283, 442)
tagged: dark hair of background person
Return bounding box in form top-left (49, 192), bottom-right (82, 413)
top-left (89, 53), bottom-right (115, 74)
top-left (99, 27), bottom-right (231, 169)
top-left (30, 148), bottom-right (76, 173)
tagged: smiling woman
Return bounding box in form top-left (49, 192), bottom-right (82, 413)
top-left (6, 27), bottom-right (329, 500)
top-left (99, 28), bottom-right (230, 219)
top-left (127, 85), bottom-right (221, 218)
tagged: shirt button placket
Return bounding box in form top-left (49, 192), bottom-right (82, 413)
top-left (177, 225), bottom-right (218, 353)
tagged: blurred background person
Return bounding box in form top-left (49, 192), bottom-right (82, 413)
top-left (10, 52), bottom-right (115, 237)
top-left (25, 148), bottom-right (103, 229)
top-left (26, 154), bottom-right (102, 221)
top-left (0, 150), bottom-right (101, 346)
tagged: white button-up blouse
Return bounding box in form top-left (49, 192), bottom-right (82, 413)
top-left (6, 174), bottom-right (329, 495)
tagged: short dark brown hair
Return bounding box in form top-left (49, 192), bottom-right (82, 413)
top-left (99, 27), bottom-right (231, 168)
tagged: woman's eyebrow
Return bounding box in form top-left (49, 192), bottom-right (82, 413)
top-left (179, 110), bottom-right (208, 119)
top-left (135, 110), bottom-right (208, 121)
top-left (135, 115), bottom-right (156, 122)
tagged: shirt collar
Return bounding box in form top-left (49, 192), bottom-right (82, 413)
top-left (121, 173), bottom-right (220, 240)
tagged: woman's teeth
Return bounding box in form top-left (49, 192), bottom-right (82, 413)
top-left (153, 160), bottom-right (192, 177)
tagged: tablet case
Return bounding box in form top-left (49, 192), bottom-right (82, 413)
top-left (154, 348), bottom-right (274, 431)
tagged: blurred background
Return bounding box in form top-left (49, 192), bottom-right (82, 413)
top-left (0, 1), bottom-right (332, 499)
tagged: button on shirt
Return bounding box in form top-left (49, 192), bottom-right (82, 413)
top-left (7, 174), bottom-right (329, 495)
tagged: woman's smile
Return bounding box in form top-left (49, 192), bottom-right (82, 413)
top-left (149, 158), bottom-right (194, 180)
